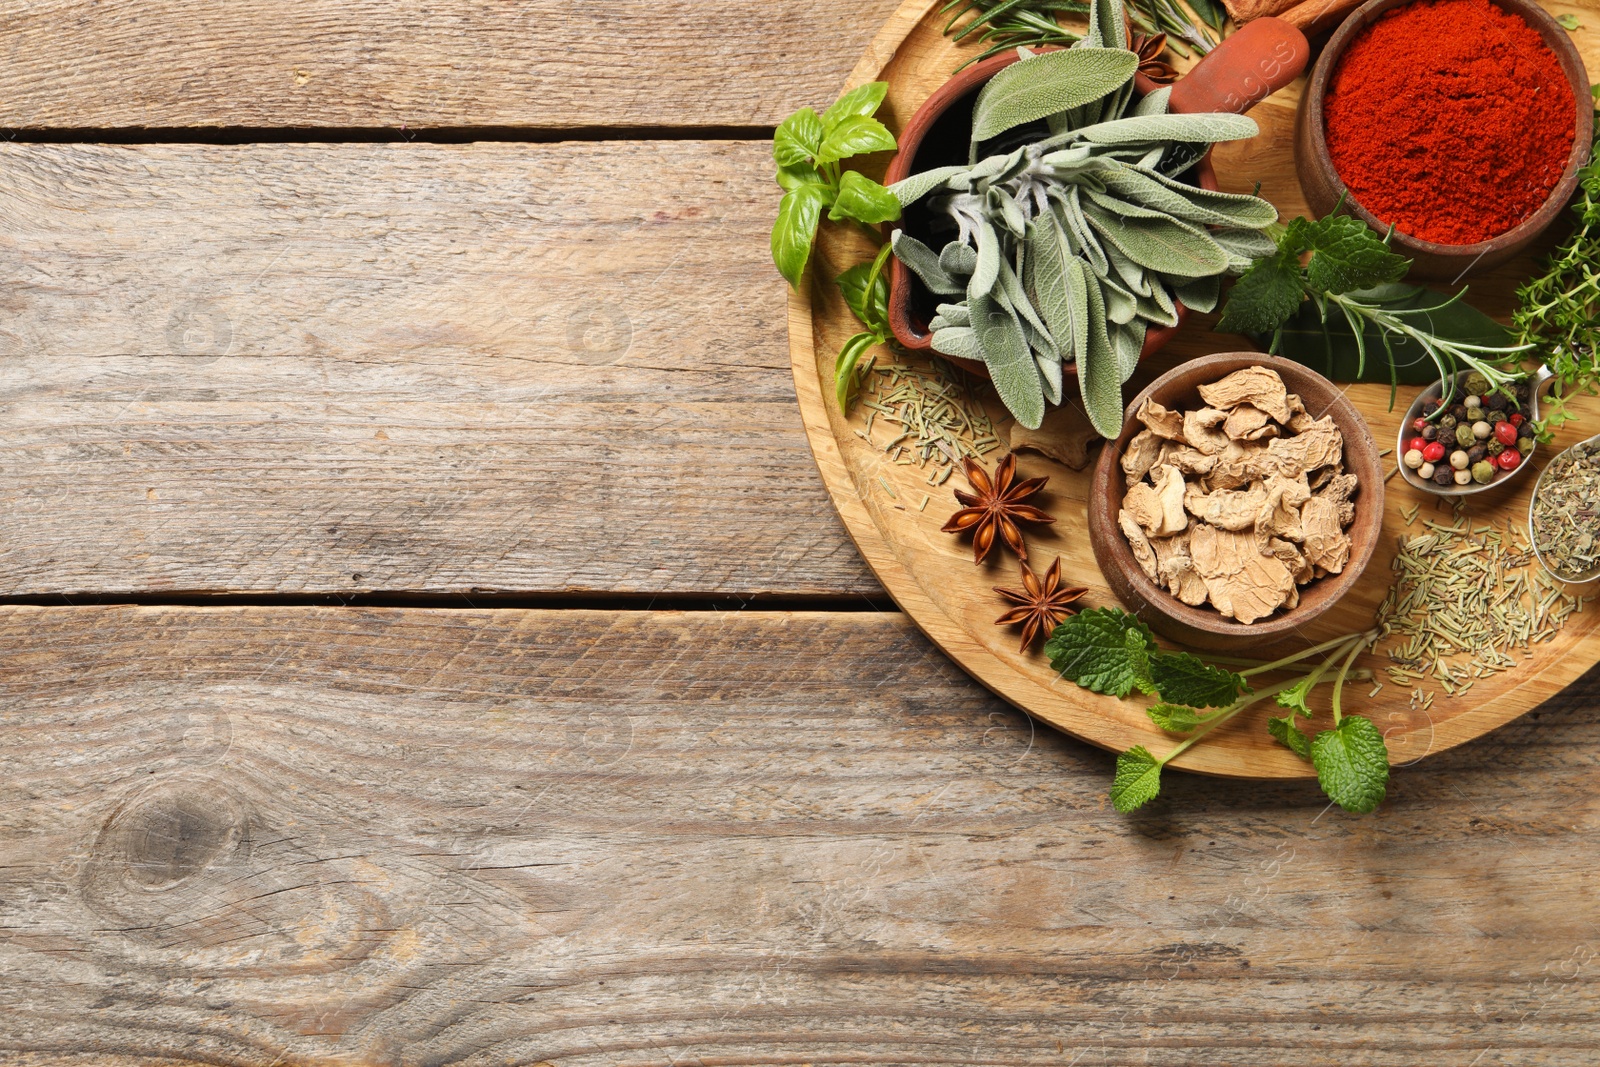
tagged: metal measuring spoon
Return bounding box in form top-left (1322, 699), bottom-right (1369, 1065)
top-left (1529, 431), bottom-right (1600, 585)
top-left (1395, 366), bottom-right (1555, 499)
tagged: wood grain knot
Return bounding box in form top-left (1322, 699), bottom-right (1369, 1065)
top-left (96, 779), bottom-right (248, 890)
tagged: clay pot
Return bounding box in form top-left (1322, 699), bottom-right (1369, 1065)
top-left (1086, 353), bottom-right (1384, 652)
top-left (884, 18), bottom-right (1310, 380)
top-left (1295, 0), bottom-right (1592, 281)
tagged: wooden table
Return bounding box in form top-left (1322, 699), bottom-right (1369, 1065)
top-left (0, 4), bottom-right (1596, 1064)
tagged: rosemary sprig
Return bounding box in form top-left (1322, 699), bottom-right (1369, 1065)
top-left (941, 0), bottom-right (1089, 70)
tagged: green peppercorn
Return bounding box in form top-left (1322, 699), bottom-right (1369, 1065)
top-left (1439, 414), bottom-right (1458, 432)
top-left (1488, 410), bottom-right (1507, 425)
top-left (1472, 460), bottom-right (1495, 484)
top-left (1486, 438), bottom-right (1505, 456)
top-left (1518, 436), bottom-right (1536, 454)
top-left (1464, 372), bottom-right (1490, 395)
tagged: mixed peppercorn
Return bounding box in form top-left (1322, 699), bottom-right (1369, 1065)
top-left (1401, 373), bottom-right (1536, 488)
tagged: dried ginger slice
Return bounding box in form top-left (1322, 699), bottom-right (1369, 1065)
top-left (1122, 429), bottom-right (1165, 485)
top-left (1197, 367), bottom-right (1292, 423)
top-left (1190, 523), bottom-right (1295, 624)
top-left (1223, 404), bottom-right (1273, 440)
top-left (1152, 531), bottom-right (1209, 606)
top-left (1182, 407), bottom-right (1231, 455)
top-left (1120, 509), bottom-right (1160, 582)
top-left (1136, 397), bottom-right (1187, 442)
top-left (1301, 496), bottom-right (1352, 574)
top-left (1184, 481), bottom-right (1267, 532)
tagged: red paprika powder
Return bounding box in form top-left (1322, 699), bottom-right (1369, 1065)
top-left (1323, 0), bottom-right (1575, 245)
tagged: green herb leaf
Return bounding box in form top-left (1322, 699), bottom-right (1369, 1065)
top-left (1080, 265), bottom-right (1126, 438)
top-left (774, 107), bottom-right (825, 168)
top-left (1111, 746), bottom-right (1162, 812)
top-left (1301, 213), bottom-right (1411, 294)
top-left (970, 47), bottom-right (1137, 143)
top-left (822, 82), bottom-right (889, 131)
top-left (836, 261), bottom-right (889, 331)
top-left (969, 292), bottom-right (1046, 429)
top-left (1557, 12), bottom-right (1582, 30)
top-left (1274, 675), bottom-right (1316, 718)
top-left (1084, 208), bottom-right (1230, 278)
top-left (1215, 250), bottom-right (1305, 335)
top-left (1147, 703), bottom-right (1206, 734)
top-left (1149, 651), bottom-right (1250, 709)
top-left (829, 171), bottom-right (903, 225)
top-left (835, 331), bottom-right (879, 409)
top-left (1311, 715), bottom-right (1390, 813)
top-left (776, 162), bottom-right (827, 192)
top-left (1268, 715), bottom-right (1314, 760)
top-left (1044, 607), bottom-right (1157, 698)
top-left (892, 230), bottom-right (966, 296)
top-left (1075, 112), bottom-right (1258, 146)
top-left (771, 184), bottom-right (832, 288)
top-left (889, 165), bottom-right (968, 207)
top-left (815, 114), bottom-right (897, 166)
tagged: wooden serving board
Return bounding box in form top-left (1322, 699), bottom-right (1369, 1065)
top-left (789, 0), bottom-right (1600, 778)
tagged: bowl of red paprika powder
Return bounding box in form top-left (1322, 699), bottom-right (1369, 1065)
top-left (1295, 0), bottom-right (1591, 281)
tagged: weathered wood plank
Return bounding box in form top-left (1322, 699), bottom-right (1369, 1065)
top-left (0, 606), bottom-right (1597, 1065)
top-left (0, 0), bottom-right (901, 129)
top-left (0, 140), bottom-right (877, 596)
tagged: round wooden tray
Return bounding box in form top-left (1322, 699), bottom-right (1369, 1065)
top-left (788, 0), bottom-right (1600, 778)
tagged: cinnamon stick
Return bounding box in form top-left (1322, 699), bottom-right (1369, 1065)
top-left (1278, 0), bottom-right (1367, 34)
top-left (1222, 0), bottom-right (1302, 21)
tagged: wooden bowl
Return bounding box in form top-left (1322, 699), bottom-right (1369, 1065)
top-left (885, 19), bottom-right (1310, 377)
top-left (1086, 353), bottom-right (1386, 652)
top-left (1295, 0), bottom-right (1592, 281)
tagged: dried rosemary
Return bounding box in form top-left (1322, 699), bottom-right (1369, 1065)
top-left (1530, 438), bottom-right (1600, 581)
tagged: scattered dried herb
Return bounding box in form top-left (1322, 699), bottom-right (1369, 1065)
top-left (1531, 439), bottom-right (1600, 581)
top-left (1044, 609), bottom-right (1386, 813)
top-left (994, 557), bottom-right (1089, 650)
top-left (1376, 510), bottom-right (1589, 697)
top-left (943, 453), bottom-right (1056, 563)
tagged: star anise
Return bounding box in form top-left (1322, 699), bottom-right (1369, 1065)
top-left (1131, 32), bottom-right (1178, 85)
top-left (941, 452), bottom-right (1054, 564)
top-left (994, 557), bottom-right (1089, 652)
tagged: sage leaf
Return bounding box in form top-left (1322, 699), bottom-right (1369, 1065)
top-left (1080, 266), bottom-right (1124, 437)
top-left (972, 218), bottom-right (1002, 299)
top-left (970, 292), bottom-right (1046, 430)
top-left (891, 230), bottom-right (966, 296)
top-left (1133, 85), bottom-right (1172, 117)
top-left (1024, 214), bottom-right (1078, 361)
top-left (1036, 352), bottom-right (1064, 405)
top-left (1100, 274), bottom-right (1138, 325)
top-left (1113, 318), bottom-right (1147, 381)
top-left (829, 171), bottom-right (903, 225)
top-left (1065, 250), bottom-right (1091, 363)
top-left (970, 48), bottom-right (1137, 143)
top-left (1215, 250), bottom-right (1306, 335)
top-left (1212, 226), bottom-right (1283, 272)
top-left (1110, 746), bottom-right (1162, 812)
top-left (1085, 0), bottom-right (1128, 50)
top-left (934, 301), bottom-right (972, 328)
top-left (1098, 168), bottom-right (1278, 228)
top-left (1086, 208), bottom-right (1230, 278)
top-left (1076, 112), bottom-right (1259, 146)
top-left (773, 107), bottom-right (824, 168)
top-left (940, 241), bottom-right (978, 278)
top-left (931, 325), bottom-right (985, 362)
top-left (998, 258), bottom-right (1057, 356)
top-left (1137, 282), bottom-right (1179, 328)
top-left (1103, 240), bottom-right (1153, 296)
top-left (1311, 716), bottom-right (1390, 814)
top-left (772, 183), bottom-right (832, 287)
top-left (1174, 273), bottom-right (1221, 314)
top-left (822, 82), bottom-right (888, 131)
top-left (889, 165), bottom-right (967, 207)
top-left (815, 114), bottom-right (896, 166)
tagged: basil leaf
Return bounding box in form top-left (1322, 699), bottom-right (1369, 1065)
top-left (771, 184), bottom-right (832, 288)
top-left (1149, 651), bottom-right (1250, 709)
top-left (815, 114), bottom-right (896, 166)
top-left (829, 171), bottom-right (903, 225)
top-left (773, 107), bottom-right (825, 168)
top-left (970, 48), bottom-right (1137, 143)
top-left (822, 82), bottom-right (888, 131)
top-left (775, 162), bottom-right (826, 192)
top-left (1301, 213), bottom-right (1411, 294)
top-left (1215, 251), bottom-right (1305, 336)
top-left (1110, 746), bottom-right (1162, 812)
top-left (1311, 716), bottom-right (1390, 814)
top-left (835, 331), bottom-right (879, 408)
top-left (1044, 607), bottom-right (1157, 698)
top-left (836, 261), bottom-right (889, 330)
top-left (969, 292), bottom-right (1045, 429)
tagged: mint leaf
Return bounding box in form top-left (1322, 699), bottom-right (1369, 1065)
top-left (1111, 746), bottom-right (1163, 812)
top-left (836, 261), bottom-right (889, 331)
top-left (1149, 651), bottom-right (1250, 709)
top-left (1310, 716), bottom-right (1390, 813)
top-left (1216, 250), bottom-right (1304, 335)
top-left (774, 107), bottom-right (825, 168)
top-left (771, 184), bottom-right (832, 288)
top-left (815, 115), bottom-right (897, 166)
top-left (1045, 608), bottom-right (1157, 698)
top-left (829, 171), bottom-right (903, 225)
top-left (1301, 213), bottom-right (1410, 295)
top-left (1147, 703), bottom-right (1206, 734)
top-left (1268, 715), bottom-right (1313, 759)
top-left (1274, 675), bottom-right (1316, 718)
top-left (822, 82), bottom-right (889, 131)
top-left (1127, 629), bottom-right (1156, 696)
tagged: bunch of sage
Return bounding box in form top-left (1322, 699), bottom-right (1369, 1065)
top-left (889, 0), bottom-right (1276, 436)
